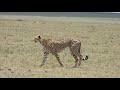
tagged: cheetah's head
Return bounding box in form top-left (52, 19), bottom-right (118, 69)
top-left (33, 35), bottom-right (41, 43)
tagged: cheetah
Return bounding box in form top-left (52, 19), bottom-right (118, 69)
top-left (33, 35), bottom-right (88, 67)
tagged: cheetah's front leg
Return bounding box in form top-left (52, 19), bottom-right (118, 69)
top-left (54, 53), bottom-right (64, 67)
top-left (40, 52), bottom-right (49, 67)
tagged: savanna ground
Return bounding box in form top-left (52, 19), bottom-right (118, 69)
top-left (0, 15), bottom-right (120, 78)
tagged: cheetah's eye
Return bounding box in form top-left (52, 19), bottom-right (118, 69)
top-left (38, 35), bottom-right (41, 39)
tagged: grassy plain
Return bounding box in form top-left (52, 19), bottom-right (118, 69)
top-left (0, 15), bottom-right (120, 78)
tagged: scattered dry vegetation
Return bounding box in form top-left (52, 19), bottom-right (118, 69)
top-left (0, 15), bottom-right (120, 78)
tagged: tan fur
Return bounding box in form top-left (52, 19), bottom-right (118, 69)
top-left (33, 35), bottom-right (88, 67)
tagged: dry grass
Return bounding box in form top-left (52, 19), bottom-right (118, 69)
top-left (0, 15), bottom-right (120, 78)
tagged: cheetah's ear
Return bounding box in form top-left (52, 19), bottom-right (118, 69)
top-left (38, 35), bottom-right (41, 39)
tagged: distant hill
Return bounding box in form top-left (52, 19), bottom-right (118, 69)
top-left (0, 12), bottom-right (120, 18)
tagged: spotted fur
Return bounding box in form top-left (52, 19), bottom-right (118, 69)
top-left (33, 35), bottom-right (88, 67)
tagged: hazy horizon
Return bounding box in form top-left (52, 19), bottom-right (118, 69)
top-left (0, 12), bottom-right (120, 18)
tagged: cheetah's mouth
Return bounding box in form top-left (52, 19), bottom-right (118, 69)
top-left (33, 38), bottom-right (37, 43)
